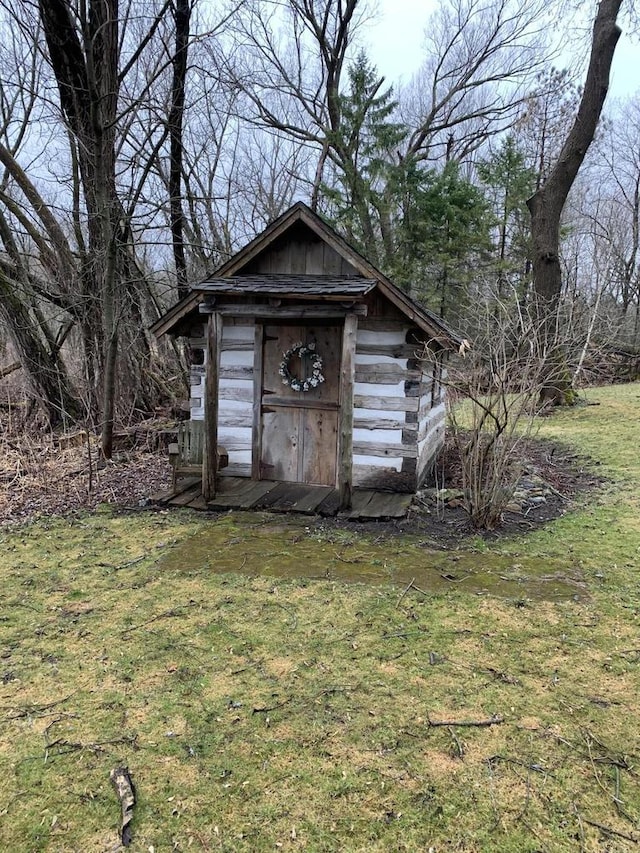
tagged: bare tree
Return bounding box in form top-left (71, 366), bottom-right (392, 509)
top-left (527, 0), bottom-right (623, 405)
top-left (594, 95), bottom-right (640, 344)
top-left (218, 0), bottom-right (366, 206)
top-left (401, 0), bottom-right (554, 163)
top-left (0, 0), bottom-right (206, 445)
top-left (169, 0), bottom-right (191, 299)
top-left (0, 15), bottom-right (81, 425)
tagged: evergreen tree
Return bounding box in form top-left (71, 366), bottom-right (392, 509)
top-left (322, 51), bottom-right (406, 268)
top-left (321, 52), bottom-right (491, 323)
top-left (397, 161), bottom-right (492, 321)
top-left (477, 136), bottom-right (536, 297)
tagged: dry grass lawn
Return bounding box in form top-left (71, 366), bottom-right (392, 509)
top-left (1, 383), bottom-right (639, 851)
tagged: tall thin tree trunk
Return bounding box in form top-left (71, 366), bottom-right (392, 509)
top-left (169, 0), bottom-right (191, 301)
top-left (527, 0), bottom-right (622, 404)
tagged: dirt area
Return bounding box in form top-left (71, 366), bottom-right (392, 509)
top-left (0, 421), bottom-right (603, 544)
top-left (0, 423), bottom-right (172, 525)
top-left (381, 436), bottom-right (604, 547)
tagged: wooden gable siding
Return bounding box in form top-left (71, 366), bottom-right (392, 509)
top-left (239, 222), bottom-right (357, 277)
top-left (362, 288), bottom-right (410, 322)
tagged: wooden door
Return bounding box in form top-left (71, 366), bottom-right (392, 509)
top-left (260, 323), bottom-right (341, 485)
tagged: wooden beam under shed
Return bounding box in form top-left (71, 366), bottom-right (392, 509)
top-left (338, 312), bottom-right (358, 509)
top-left (251, 323), bottom-right (264, 480)
top-left (202, 313), bottom-right (222, 501)
top-left (198, 302), bottom-right (367, 319)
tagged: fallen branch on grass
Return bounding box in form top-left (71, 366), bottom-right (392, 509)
top-left (120, 601), bottom-right (198, 634)
top-left (333, 550), bottom-right (364, 564)
top-left (110, 766), bottom-right (136, 847)
top-left (427, 714), bottom-right (505, 728)
top-left (45, 735), bottom-right (137, 760)
top-left (395, 578), bottom-right (430, 608)
top-left (583, 818), bottom-right (638, 844)
top-left (5, 693), bottom-right (76, 720)
top-left (252, 698), bottom-right (292, 714)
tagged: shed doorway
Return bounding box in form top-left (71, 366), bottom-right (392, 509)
top-left (259, 322), bottom-right (342, 486)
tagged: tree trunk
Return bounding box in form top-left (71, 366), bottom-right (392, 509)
top-left (0, 270), bottom-right (80, 426)
top-left (527, 0), bottom-right (622, 404)
top-left (169, 0), bottom-right (191, 301)
top-left (39, 0), bottom-right (122, 456)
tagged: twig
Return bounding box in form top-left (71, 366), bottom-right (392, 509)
top-left (428, 714), bottom-right (505, 728)
top-left (396, 577), bottom-right (416, 608)
top-left (583, 818), bottom-right (638, 843)
top-left (120, 602), bottom-right (197, 635)
top-left (0, 790), bottom-right (27, 817)
top-left (487, 754), bottom-right (547, 774)
top-left (382, 629), bottom-right (426, 639)
top-left (45, 735), bottom-right (137, 758)
top-left (440, 572), bottom-right (472, 583)
top-left (448, 726), bottom-right (464, 758)
top-left (263, 600), bottom-right (297, 630)
top-left (319, 686), bottom-right (351, 697)
top-left (97, 556), bottom-right (145, 571)
top-left (572, 803), bottom-right (586, 852)
top-left (333, 550), bottom-right (363, 564)
top-left (5, 693), bottom-right (76, 720)
top-left (546, 482), bottom-right (568, 500)
top-left (252, 698), bottom-right (291, 714)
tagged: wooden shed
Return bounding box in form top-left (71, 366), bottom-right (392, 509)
top-left (151, 202), bottom-right (464, 512)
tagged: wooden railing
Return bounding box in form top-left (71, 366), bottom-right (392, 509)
top-left (168, 421), bottom-right (228, 487)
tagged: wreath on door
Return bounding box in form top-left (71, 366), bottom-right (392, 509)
top-left (278, 341), bottom-right (325, 392)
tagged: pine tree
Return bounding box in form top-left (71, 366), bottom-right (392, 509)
top-left (477, 136), bottom-right (537, 297)
top-left (321, 52), bottom-right (491, 323)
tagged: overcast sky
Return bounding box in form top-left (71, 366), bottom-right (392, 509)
top-left (362, 1), bottom-right (638, 101)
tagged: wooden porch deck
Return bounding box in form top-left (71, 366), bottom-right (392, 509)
top-left (151, 476), bottom-right (413, 521)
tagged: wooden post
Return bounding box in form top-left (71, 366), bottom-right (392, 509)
top-left (338, 312), bottom-right (358, 509)
top-left (251, 322), bottom-right (264, 479)
top-left (202, 312), bottom-right (221, 501)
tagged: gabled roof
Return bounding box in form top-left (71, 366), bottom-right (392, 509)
top-left (195, 274), bottom-right (377, 300)
top-left (151, 201), bottom-right (464, 349)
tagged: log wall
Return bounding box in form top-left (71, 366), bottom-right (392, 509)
top-left (415, 360), bottom-right (446, 486)
top-left (187, 314), bottom-right (447, 491)
top-left (350, 321), bottom-right (445, 492)
top-left (189, 320), bottom-right (255, 476)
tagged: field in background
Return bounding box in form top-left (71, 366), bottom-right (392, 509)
top-left (0, 384), bottom-right (639, 851)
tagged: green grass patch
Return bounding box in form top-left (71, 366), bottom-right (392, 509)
top-left (1, 383), bottom-right (640, 851)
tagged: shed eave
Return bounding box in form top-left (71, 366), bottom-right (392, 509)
top-left (150, 201), bottom-right (466, 350)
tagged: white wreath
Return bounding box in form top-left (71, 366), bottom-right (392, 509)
top-left (278, 341), bottom-right (325, 392)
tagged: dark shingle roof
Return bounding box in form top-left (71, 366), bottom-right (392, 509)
top-left (194, 274), bottom-right (377, 300)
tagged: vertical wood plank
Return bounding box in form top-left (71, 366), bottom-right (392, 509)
top-left (261, 407), bottom-right (301, 481)
top-left (302, 409), bottom-right (338, 485)
top-left (305, 240), bottom-right (324, 274)
top-left (338, 313), bottom-right (358, 508)
top-left (202, 313), bottom-right (221, 500)
top-left (252, 322), bottom-right (263, 479)
top-left (290, 241), bottom-right (306, 274)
